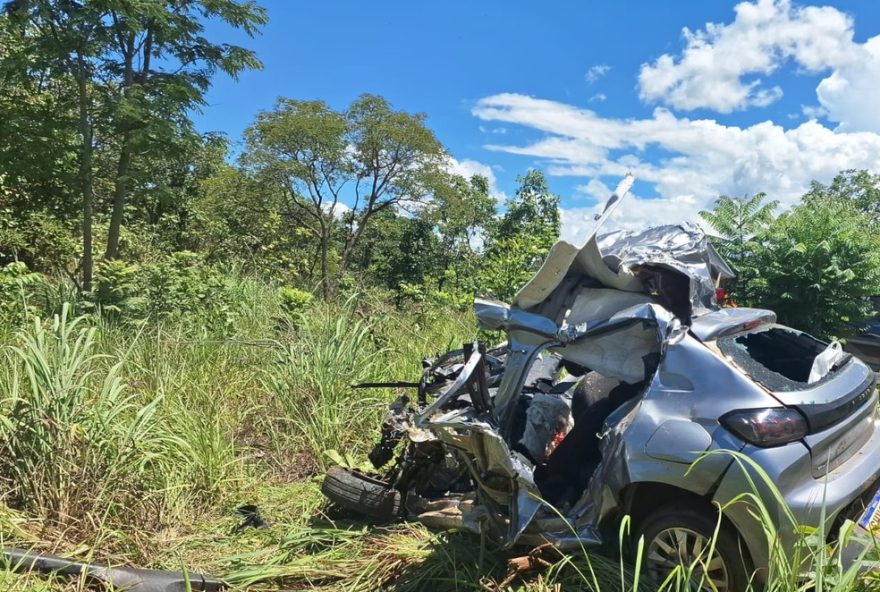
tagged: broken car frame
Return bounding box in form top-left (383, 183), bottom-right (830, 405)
top-left (323, 175), bottom-right (880, 592)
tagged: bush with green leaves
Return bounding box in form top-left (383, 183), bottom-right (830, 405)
top-left (753, 199), bottom-right (880, 338)
top-left (0, 209), bottom-right (78, 275)
top-left (89, 259), bottom-right (146, 318)
top-left (699, 193), bottom-right (778, 304)
top-left (87, 252), bottom-right (237, 333)
top-left (0, 261), bottom-right (51, 325)
top-left (278, 286), bottom-right (314, 317)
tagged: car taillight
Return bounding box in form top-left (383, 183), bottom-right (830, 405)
top-left (720, 408), bottom-right (807, 448)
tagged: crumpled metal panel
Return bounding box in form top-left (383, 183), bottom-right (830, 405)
top-left (689, 307), bottom-right (776, 342)
top-left (428, 408), bottom-right (545, 544)
top-left (597, 222), bottom-right (735, 315)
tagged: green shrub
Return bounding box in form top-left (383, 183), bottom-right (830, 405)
top-left (278, 286), bottom-right (314, 317)
top-left (0, 210), bottom-right (78, 275)
top-left (89, 259), bottom-right (146, 318)
top-left (87, 252), bottom-right (237, 333)
top-left (0, 261), bottom-right (50, 325)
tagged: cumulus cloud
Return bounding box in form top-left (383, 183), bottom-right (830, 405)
top-left (585, 64), bottom-right (611, 84)
top-left (560, 195), bottom-right (703, 242)
top-left (638, 0), bottom-right (857, 113)
top-left (815, 35), bottom-right (880, 132)
top-left (323, 201), bottom-right (351, 220)
top-left (473, 93), bottom-right (880, 233)
top-left (446, 157), bottom-right (509, 202)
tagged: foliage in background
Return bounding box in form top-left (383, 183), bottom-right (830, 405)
top-left (479, 170), bottom-right (561, 301)
top-left (1, 0), bottom-right (267, 289)
top-left (700, 172), bottom-right (880, 338)
top-left (699, 192), bottom-right (778, 305)
top-left (754, 198), bottom-right (880, 337)
top-left (87, 253), bottom-right (237, 333)
top-left (804, 169), bottom-right (880, 228)
top-left (242, 94), bottom-right (460, 297)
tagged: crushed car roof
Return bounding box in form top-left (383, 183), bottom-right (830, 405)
top-left (513, 175), bottom-right (736, 322)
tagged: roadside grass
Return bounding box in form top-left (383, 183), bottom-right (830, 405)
top-left (0, 277), bottom-right (879, 591)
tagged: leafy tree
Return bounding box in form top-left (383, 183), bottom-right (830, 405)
top-left (96, 0), bottom-right (266, 262)
top-left (242, 94), bottom-right (456, 297)
top-left (754, 198), bottom-right (880, 338)
top-left (2, 0), bottom-right (267, 290)
top-left (495, 169), bottom-right (560, 247)
top-left (699, 193), bottom-right (777, 303)
top-left (428, 174), bottom-right (495, 293)
top-left (357, 210), bottom-right (440, 299)
top-left (2, 1), bottom-right (106, 289)
top-left (479, 170), bottom-right (560, 301)
top-left (803, 169), bottom-right (880, 227)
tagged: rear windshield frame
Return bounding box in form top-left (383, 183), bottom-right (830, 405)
top-left (715, 325), bottom-right (847, 392)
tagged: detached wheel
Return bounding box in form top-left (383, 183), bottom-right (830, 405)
top-left (636, 503), bottom-right (751, 592)
top-left (321, 466), bottom-right (401, 522)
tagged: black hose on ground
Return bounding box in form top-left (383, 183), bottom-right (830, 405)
top-left (1, 547), bottom-right (226, 592)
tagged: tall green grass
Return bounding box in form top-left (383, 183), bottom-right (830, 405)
top-left (0, 304), bottom-right (180, 542)
top-left (1, 277), bottom-right (876, 591)
top-left (265, 291), bottom-right (473, 469)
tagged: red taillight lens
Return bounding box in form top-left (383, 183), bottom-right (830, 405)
top-left (720, 408), bottom-right (808, 448)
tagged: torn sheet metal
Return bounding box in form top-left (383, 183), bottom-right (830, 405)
top-left (809, 341), bottom-right (847, 383)
top-left (428, 407), bottom-right (546, 545)
top-left (513, 175), bottom-right (639, 311)
top-left (597, 223), bottom-right (735, 315)
top-left (553, 303), bottom-right (682, 384)
top-left (690, 307), bottom-right (776, 342)
top-left (514, 215), bottom-right (734, 322)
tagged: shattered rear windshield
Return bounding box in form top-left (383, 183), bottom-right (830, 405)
top-left (716, 326), bottom-right (839, 392)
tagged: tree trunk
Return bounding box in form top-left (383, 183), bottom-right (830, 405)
top-left (105, 37), bottom-right (135, 260)
top-left (105, 129), bottom-right (131, 259)
top-left (320, 230), bottom-right (331, 299)
top-left (76, 58), bottom-right (94, 292)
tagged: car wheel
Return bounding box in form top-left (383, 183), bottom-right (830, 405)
top-left (321, 466), bottom-right (401, 522)
top-left (636, 504), bottom-right (751, 592)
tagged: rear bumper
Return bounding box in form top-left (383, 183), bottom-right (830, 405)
top-left (713, 409), bottom-right (880, 571)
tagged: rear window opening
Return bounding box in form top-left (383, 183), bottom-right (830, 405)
top-left (717, 326), bottom-right (846, 391)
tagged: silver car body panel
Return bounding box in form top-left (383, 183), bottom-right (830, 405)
top-left (415, 177), bottom-right (880, 574)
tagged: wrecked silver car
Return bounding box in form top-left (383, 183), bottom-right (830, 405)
top-left (322, 176), bottom-right (880, 592)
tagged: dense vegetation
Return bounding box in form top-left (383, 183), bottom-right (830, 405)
top-left (3, 1), bottom-right (880, 590)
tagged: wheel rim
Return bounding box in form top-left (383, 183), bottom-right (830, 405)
top-left (645, 527), bottom-right (730, 592)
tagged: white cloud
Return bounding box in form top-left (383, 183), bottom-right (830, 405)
top-left (815, 35), bottom-right (880, 132)
top-left (560, 194), bottom-right (702, 242)
top-left (585, 64), bottom-right (611, 84)
top-left (323, 201), bottom-right (351, 220)
top-left (639, 0), bottom-right (880, 131)
top-left (801, 104), bottom-right (828, 119)
top-left (638, 0), bottom-right (856, 113)
top-left (473, 93), bottom-right (880, 234)
top-left (446, 157), bottom-right (509, 202)
top-left (575, 178), bottom-right (612, 201)
top-left (589, 93), bottom-right (607, 103)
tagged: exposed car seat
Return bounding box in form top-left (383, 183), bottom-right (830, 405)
top-left (535, 374), bottom-right (646, 507)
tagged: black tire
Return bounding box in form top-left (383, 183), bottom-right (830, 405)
top-left (321, 466), bottom-right (401, 522)
top-left (635, 503), bottom-right (753, 592)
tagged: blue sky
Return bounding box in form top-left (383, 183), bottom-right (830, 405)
top-left (195, 0), bottom-right (880, 239)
